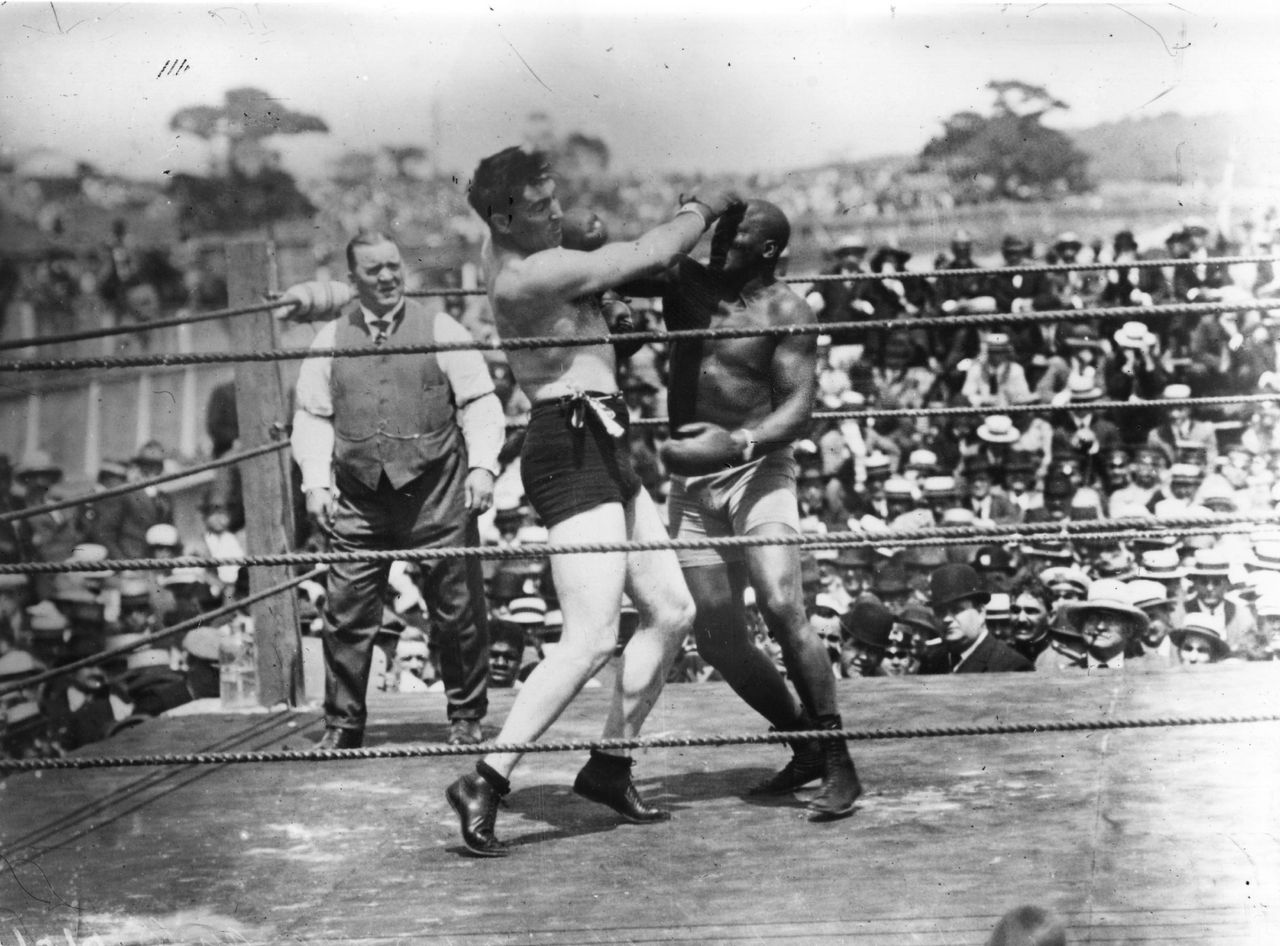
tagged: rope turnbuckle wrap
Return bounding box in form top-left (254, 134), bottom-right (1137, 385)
top-left (2, 712), bottom-right (1276, 772)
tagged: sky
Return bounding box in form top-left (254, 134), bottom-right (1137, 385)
top-left (2, 0), bottom-right (1278, 182)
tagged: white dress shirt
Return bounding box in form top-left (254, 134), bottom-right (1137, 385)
top-left (291, 305), bottom-right (504, 492)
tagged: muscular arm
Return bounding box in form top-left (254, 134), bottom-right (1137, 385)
top-left (500, 214), bottom-right (707, 304)
top-left (752, 295), bottom-right (818, 450)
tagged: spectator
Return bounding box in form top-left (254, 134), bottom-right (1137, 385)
top-left (839, 600), bottom-right (894, 678)
top-left (921, 563), bottom-right (1033, 673)
top-left (1169, 611), bottom-right (1231, 666)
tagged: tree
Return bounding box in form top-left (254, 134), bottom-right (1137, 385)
top-left (166, 87), bottom-right (326, 234)
top-left (170, 86), bottom-right (328, 176)
top-left (918, 80), bottom-right (1091, 202)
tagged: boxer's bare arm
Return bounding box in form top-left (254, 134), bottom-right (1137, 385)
top-left (495, 214), bottom-right (707, 308)
top-left (755, 292), bottom-right (819, 447)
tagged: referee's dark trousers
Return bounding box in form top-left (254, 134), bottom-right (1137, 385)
top-left (322, 447), bottom-right (489, 732)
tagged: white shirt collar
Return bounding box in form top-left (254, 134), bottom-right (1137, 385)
top-left (360, 299), bottom-right (405, 331)
top-left (953, 629), bottom-right (989, 672)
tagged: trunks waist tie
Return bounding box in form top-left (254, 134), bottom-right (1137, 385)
top-left (554, 388), bottom-right (625, 439)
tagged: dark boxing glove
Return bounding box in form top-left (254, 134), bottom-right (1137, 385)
top-left (661, 422), bottom-right (749, 476)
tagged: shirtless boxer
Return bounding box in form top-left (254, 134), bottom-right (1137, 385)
top-left (659, 199), bottom-right (861, 820)
top-left (446, 146), bottom-right (741, 856)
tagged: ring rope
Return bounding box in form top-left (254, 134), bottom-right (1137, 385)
top-left (0, 525), bottom-right (1253, 700)
top-left (1, 512), bottom-right (1274, 575)
top-left (7, 255), bottom-right (1269, 354)
top-left (784, 253), bottom-right (1280, 284)
top-left (546, 392), bottom-right (1279, 433)
top-left (0, 298), bottom-right (298, 353)
top-left (0, 438), bottom-right (289, 526)
top-left (4, 299), bottom-right (1274, 375)
top-left (2, 713), bottom-right (1275, 772)
top-left (0, 567), bottom-right (326, 700)
top-left (396, 254), bottom-right (1280, 296)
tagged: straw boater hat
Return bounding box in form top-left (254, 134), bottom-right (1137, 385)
top-left (1113, 321), bottom-right (1156, 350)
top-left (922, 476), bottom-right (959, 499)
top-left (985, 332), bottom-right (1014, 354)
top-left (985, 593), bottom-right (1011, 622)
top-left (1168, 611), bottom-right (1230, 660)
top-left (907, 449), bottom-right (938, 472)
top-left (14, 449), bottom-right (62, 484)
top-left (1061, 579), bottom-right (1149, 635)
top-left (1066, 374), bottom-right (1105, 404)
top-left (1247, 541), bottom-right (1280, 573)
top-left (145, 524), bottom-right (182, 548)
top-left (1185, 549), bottom-right (1231, 579)
top-left (864, 453), bottom-right (892, 480)
top-left (1137, 548), bottom-right (1186, 580)
top-left (976, 415), bottom-right (1020, 444)
top-left (1162, 383), bottom-right (1192, 401)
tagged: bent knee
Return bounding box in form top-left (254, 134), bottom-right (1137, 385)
top-left (654, 593), bottom-right (696, 636)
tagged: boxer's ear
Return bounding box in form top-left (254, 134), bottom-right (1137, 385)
top-left (489, 211), bottom-right (513, 236)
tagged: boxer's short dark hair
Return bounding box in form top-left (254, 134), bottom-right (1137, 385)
top-left (468, 147), bottom-right (551, 224)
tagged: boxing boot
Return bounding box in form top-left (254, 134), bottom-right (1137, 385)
top-left (747, 713), bottom-right (825, 796)
top-left (806, 714), bottom-right (862, 822)
top-left (446, 764), bottom-right (510, 857)
top-left (573, 750), bottom-right (671, 823)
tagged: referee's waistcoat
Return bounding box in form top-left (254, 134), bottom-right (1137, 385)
top-left (330, 300), bottom-right (462, 490)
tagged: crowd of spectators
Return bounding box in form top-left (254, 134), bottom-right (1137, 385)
top-left (5, 209), bottom-right (1280, 764)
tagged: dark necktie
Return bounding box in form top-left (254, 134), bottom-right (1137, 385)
top-left (370, 319), bottom-right (390, 345)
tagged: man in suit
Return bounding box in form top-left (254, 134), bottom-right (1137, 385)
top-left (1183, 549), bottom-right (1263, 659)
top-left (1146, 384), bottom-right (1219, 470)
top-left (1038, 579), bottom-right (1149, 672)
top-left (290, 230), bottom-right (504, 750)
top-left (960, 456), bottom-right (1021, 525)
top-left (80, 442), bottom-right (175, 559)
top-left (922, 563), bottom-right (1033, 673)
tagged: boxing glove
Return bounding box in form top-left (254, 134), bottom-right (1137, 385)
top-left (273, 280), bottom-right (354, 322)
top-left (661, 422), bottom-right (749, 476)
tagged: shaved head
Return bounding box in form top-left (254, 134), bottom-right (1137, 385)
top-left (746, 199), bottom-right (791, 253)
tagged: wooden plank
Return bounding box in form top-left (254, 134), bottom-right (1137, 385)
top-left (1, 667), bottom-right (1275, 945)
top-left (225, 240), bottom-right (302, 707)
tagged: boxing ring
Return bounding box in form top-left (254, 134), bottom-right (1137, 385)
top-left (2, 253), bottom-right (1279, 944)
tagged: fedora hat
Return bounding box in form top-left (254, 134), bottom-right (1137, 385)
top-left (1126, 579), bottom-right (1171, 610)
top-left (871, 560), bottom-right (910, 595)
top-left (1168, 612), bottom-right (1230, 660)
top-left (896, 602), bottom-right (941, 638)
top-left (1061, 323), bottom-right (1101, 348)
top-left (132, 440), bottom-right (167, 467)
top-left (842, 600), bottom-right (895, 650)
top-left (976, 415), bottom-right (1020, 444)
top-left (1061, 579), bottom-right (1149, 634)
top-left (928, 563), bottom-right (990, 608)
top-left (1039, 565), bottom-right (1091, 596)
